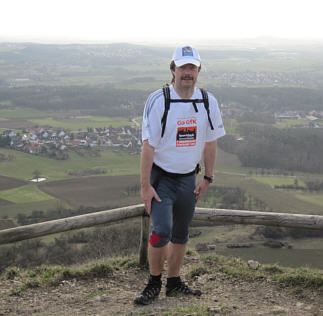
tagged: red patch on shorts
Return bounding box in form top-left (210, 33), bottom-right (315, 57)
top-left (149, 232), bottom-right (162, 246)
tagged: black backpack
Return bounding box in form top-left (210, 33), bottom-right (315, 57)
top-left (161, 85), bottom-right (214, 137)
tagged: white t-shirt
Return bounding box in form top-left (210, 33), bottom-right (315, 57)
top-left (142, 85), bottom-right (225, 174)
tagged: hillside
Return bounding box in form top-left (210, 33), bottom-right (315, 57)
top-left (1, 254), bottom-right (322, 316)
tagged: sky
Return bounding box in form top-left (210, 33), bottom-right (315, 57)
top-left (1, 0), bottom-right (323, 44)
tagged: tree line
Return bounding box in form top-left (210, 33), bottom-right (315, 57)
top-left (0, 85), bottom-right (148, 117)
top-left (211, 86), bottom-right (323, 112)
top-left (218, 124), bottom-right (323, 173)
top-left (1, 85), bottom-right (323, 119)
top-left (0, 220), bottom-right (141, 271)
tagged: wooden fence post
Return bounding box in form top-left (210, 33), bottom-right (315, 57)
top-left (139, 214), bottom-right (150, 267)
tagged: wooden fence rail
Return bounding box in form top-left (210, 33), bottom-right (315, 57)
top-left (1, 205), bottom-right (323, 266)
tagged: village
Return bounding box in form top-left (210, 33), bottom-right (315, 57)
top-left (1, 107), bottom-right (322, 160)
top-left (1, 125), bottom-right (142, 159)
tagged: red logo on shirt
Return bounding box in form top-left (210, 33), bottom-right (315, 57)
top-left (176, 116), bottom-right (197, 147)
top-left (176, 126), bottom-right (197, 147)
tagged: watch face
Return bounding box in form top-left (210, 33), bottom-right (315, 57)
top-left (204, 175), bottom-right (213, 183)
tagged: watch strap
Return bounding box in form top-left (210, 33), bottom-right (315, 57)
top-left (203, 175), bottom-right (213, 183)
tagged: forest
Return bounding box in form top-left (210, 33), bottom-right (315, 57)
top-left (218, 124), bottom-right (323, 173)
top-left (1, 85), bottom-right (323, 117)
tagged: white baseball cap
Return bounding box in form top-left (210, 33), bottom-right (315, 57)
top-left (172, 46), bottom-right (201, 67)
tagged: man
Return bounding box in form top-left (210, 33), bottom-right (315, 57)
top-left (134, 46), bottom-right (225, 305)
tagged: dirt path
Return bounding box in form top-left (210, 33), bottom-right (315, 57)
top-left (1, 256), bottom-right (322, 316)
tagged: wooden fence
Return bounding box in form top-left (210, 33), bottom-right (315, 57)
top-left (1, 204), bottom-right (323, 266)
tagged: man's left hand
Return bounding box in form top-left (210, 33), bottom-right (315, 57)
top-left (194, 179), bottom-right (210, 203)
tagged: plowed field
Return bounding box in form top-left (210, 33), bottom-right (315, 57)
top-left (39, 175), bottom-right (141, 208)
top-left (0, 175), bottom-right (27, 191)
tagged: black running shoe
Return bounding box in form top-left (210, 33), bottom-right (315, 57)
top-left (166, 279), bottom-right (202, 297)
top-left (134, 278), bottom-right (161, 305)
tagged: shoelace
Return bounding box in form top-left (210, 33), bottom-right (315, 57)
top-left (173, 282), bottom-right (191, 294)
top-left (142, 283), bottom-right (160, 299)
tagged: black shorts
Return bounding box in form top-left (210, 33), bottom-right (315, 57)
top-left (149, 164), bottom-right (196, 247)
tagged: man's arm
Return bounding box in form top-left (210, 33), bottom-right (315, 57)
top-left (140, 140), bottom-right (161, 214)
top-left (194, 140), bottom-right (217, 202)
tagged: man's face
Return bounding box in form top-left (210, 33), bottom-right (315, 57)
top-left (172, 63), bottom-right (200, 89)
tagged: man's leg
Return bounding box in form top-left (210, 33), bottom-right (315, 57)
top-left (166, 242), bottom-right (186, 277)
top-left (134, 244), bottom-right (166, 305)
top-left (165, 241), bottom-right (201, 297)
top-left (148, 243), bottom-right (168, 275)
top-left (165, 175), bottom-right (201, 297)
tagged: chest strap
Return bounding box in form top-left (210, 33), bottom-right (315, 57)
top-left (161, 85), bottom-right (214, 137)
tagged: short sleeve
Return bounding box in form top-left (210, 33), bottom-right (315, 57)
top-left (205, 93), bottom-right (226, 142)
top-left (141, 90), bottom-right (164, 148)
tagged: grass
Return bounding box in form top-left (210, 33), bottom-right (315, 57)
top-left (0, 148), bottom-right (140, 181)
top-left (241, 178), bottom-right (321, 214)
top-left (0, 199), bottom-right (70, 219)
top-left (4, 253), bottom-right (323, 305)
top-left (222, 118), bottom-right (238, 134)
top-left (198, 254), bottom-right (323, 290)
top-left (0, 184), bottom-right (54, 203)
top-left (0, 101), bottom-right (13, 106)
top-left (0, 107), bottom-right (45, 118)
top-left (28, 116), bottom-right (134, 130)
top-left (207, 172), bottom-right (322, 214)
top-left (278, 267), bottom-right (323, 288)
top-left (162, 304), bottom-right (214, 316)
top-left (293, 192), bottom-right (323, 207)
top-left (275, 118), bottom-right (310, 129)
top-left (252, 175), bottom-right (323, 209)
top-left (252, 175), bottom-right (301, 187)
top-left (5, 256), bottom-right (137, 296)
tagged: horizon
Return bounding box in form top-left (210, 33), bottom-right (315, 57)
top-left (2, 0), bottom-right (323, 46)
top-left (1, 36), bottom-right (323, 48)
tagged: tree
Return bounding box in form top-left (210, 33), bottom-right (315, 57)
top-left (0, 135), bottom-right (10, 147)
top-left (33, 169), bottom-right (41, 182)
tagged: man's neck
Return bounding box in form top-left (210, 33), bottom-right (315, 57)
top-left (173, 85), bottom-right (195, 99)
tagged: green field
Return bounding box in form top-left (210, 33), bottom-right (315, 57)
top-left (275, 118), bottom-right (315, 129)
top-left (0, 108), bottom-right (137, 130)
top-left (293, 192), bottom-right (323, 207)
top-left (211, 172), bottom-right (323, 214)
top-left (0, 108), bottom-right (46, 118)
top-left (222, 118), bottom-right (238, 134)
top-left (252, 175), bottom-right (305, 187)
top-left (0, 148), bottom-right (140, 181)
top-left (1, 145), bottom-right (322, 216)
top-left (252, 175), bottom-right (323, 209)
top-left (0, 184), bottom-right (54, 203)
top-left (28, 116), bottom-right (135, 130)
top-left (0, 199), bottom-right (70, 218)
top-left (0, 101), bottom-right (13, 106)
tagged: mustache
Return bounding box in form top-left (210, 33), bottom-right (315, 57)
top-left (181, 76), bottom-right (194, 80)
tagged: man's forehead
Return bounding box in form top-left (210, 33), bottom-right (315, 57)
top-left (177, 63), bottom-right (198, 68)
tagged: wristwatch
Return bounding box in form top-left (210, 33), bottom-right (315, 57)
top-left (203, 175), bottom-right (214, 183)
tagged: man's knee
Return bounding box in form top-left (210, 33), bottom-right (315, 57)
top-left (170, 234), bottom-right (189, 245)
top-left (149, 232), bottom-right (170, 248)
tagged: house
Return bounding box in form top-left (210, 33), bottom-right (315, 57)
top-left (5, 130), bottom-right (17, 137)
top-left (25, 143), bottom-right (40, 154)
top-left (306, 115), bottom-right (319, 121)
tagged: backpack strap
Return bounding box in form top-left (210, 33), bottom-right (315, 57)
top-left (200, 88), bottom-right (214, 130)
top-left (160, 86), bottom-right (214, 137)
top-left (161, 85), bottom-right (171, 137)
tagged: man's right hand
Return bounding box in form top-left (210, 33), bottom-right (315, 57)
top-left (141, 184), bottom-right (161, 215)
